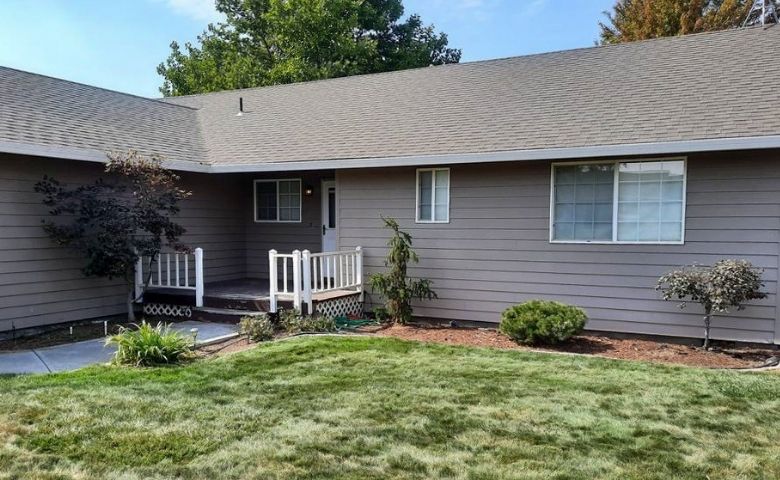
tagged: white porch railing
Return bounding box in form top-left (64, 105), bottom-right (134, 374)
top-left (269, 247), bottom-right (363, 314)
top-left (134, 248), bottom-right (204, 307)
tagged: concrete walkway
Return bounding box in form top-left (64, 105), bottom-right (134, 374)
top-left (0, 321), bottom-right (238, 375)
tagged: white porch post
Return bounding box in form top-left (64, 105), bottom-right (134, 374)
top-left (356, 246), bottom-right (364, 302)
top-left (268, 249), bottom-right (278, 313)
top-left (134, 254), bottom-right (144, 301)
top-left (302, 250), bottom-right (313, 315)
top-left (292, 250), bottom-right (302, 312)
top-left (194, 247), bottom-right (204, 308)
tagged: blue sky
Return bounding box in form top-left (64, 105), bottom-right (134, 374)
top-left (0, 0), bottom-right (615, 98)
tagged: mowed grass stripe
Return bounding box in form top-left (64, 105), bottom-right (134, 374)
top-left (0, 336), bottom-right (778, 479)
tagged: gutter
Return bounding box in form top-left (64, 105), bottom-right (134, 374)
top-left (0, 140), bottom-right (211, 172)
top-left (3, 134), bottom-right (780, 174)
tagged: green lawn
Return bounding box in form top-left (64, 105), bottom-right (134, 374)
top-left (1, 337), bottom-right (779, 480)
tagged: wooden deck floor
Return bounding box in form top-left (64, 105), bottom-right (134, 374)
top-left (143, 278), bottom-right (360, 313)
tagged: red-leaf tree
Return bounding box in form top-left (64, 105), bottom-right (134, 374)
top-left (35, 150), bottom-right (191, 320)
top-left (656, 259), bottom-right (766, 349)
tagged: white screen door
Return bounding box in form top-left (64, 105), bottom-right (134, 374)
top-left (321, 181), bottom-right (336, 252)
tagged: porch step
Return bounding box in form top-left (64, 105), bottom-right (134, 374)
top-left (203, 296), bottom-right (269, 312)
top-left (202, 296), bottom-right (293, 312)
top-left (144, 291), bottom-right (294, 313)
top-left (191, 307), bottom-right (267, 323)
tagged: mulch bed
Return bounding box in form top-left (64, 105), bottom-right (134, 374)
top-left (201, 324), bottom-right (778, 369)
top-left (197, 336), bottom-right (254, 357)
top-left (16, 318), bottom-right (772, 371)
top-left (373, 324), bottom-right (779, 369)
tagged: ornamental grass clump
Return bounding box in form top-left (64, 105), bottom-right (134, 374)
top-left (657, 259), bottom-right (766, 349)
top-left (107, 321), bottom-right (194, 366)
top-left (499, 300), bottom-right (587, 345)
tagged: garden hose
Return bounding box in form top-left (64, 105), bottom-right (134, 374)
top-left (334, 316), bottom-right (378, 329)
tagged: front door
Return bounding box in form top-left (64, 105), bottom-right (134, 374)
top-left (321, 180), bottom-right (336, 252)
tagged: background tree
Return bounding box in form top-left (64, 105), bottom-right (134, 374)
top-left (656, 259), bottom-right (766, 349)
top-left (158, 0), bottom-right (461, 96)
top-left (35, 151), bottom-right (191, 320)
top-left (599, 0), bottom-right (754, 44)
top-left (369, 217), bottom-right (437, 324)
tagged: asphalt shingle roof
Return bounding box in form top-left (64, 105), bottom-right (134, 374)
top-left (0, 67), bottom-right (204, 165)
top-left (2, 26), bottom-right (780, 168)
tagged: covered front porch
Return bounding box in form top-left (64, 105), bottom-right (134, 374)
top-left (135, 247), bottom-right (364, 320)
top-left (131, 169), bottom-right (366, 320)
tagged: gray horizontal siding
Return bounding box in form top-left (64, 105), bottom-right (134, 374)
top-left (0, 154), bottom-right (247, 331)
top-left (3, 147), bottom-right (777, 343)
top-left (338, 151), bottom-right (780, 343)
top-left (245, 172), bottom-right (332, 277)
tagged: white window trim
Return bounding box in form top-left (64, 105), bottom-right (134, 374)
top-left (253, 178), bottom-right (303, 223)
top-left (549, 157), bottom-right (687, 245)
top-left (416, 168), bottom-right (450, 224)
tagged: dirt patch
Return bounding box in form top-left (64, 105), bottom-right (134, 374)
top-left (374, 324), bottom-right (778, 369)
top-left (198, 336), bottom-right (257, 357)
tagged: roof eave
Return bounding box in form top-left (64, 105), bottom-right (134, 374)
top-left (3, 134), bottom-right (780, 174)
top-left (207, 134), bottom-right (780, 172)
top-left (0, 140), bottom-right (211, 172)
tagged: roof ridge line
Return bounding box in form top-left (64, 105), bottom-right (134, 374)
top-left (160, 25), bottom-right (772, 101)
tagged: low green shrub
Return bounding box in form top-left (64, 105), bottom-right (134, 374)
top-left (107, 321), bottom-right (194, 366)
top-left (499, 300), bottom-right (587, 345)
top-left (372, 306), bottom-right (390, 322)
top-left (279, 309), bottom-right (337, 334)
top-left (239, 315), bottom-right (275, 342)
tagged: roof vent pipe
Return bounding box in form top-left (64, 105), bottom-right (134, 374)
top-left (236, 97), bottom-right (244, 116)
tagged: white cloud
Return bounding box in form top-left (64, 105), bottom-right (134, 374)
top-left (159, 0), bottom-right (223, 22)
top-left (458, 0), bottom-right (488, 8)
top-left (518, 0), bottom-right (550, 16)
top-left (450, 0), bottom-right (500, 22)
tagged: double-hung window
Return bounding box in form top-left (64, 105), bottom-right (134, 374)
top-left (551, 159), bottom-right (686, 243)
top-left (254, 179), bottom-right (302, 222)
top-left (416, 168), bottom-right (450, 223)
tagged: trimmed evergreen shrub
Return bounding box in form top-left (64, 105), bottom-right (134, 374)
top-left (239, 315), bottom-right (275, 342)
top-left (499, 300), bottom-right (587, 345)
top-left (107, 321), bottom-right (194, 366)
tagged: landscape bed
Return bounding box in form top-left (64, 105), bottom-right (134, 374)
top-left (1, 336), bottom-right (779, 479)
top-left (375, 324), bottom-right (779, 369)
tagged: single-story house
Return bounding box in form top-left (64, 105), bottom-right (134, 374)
top-left (1, 26), bottom-right (779, 343)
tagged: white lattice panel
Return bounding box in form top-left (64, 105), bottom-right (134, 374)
top-left (315, 295), bottom-right (362, 318)
top-left (143, 303), bottom-right (192, 318)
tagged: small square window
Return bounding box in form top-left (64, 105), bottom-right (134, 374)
top-left (254, 179), bottom-right (302, 222)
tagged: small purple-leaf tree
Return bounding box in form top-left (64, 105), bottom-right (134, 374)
top-left (656, 259), bottom-right (766, 350)
top-left (35, 150), bottom-right (191, 320)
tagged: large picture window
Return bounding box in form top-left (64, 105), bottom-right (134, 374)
top-left (551, 159), bottom-right (685, 243)
top-left (416, 168), bottom-right (450, 223)
top-left (254, 179), bottom-right (302, 222)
